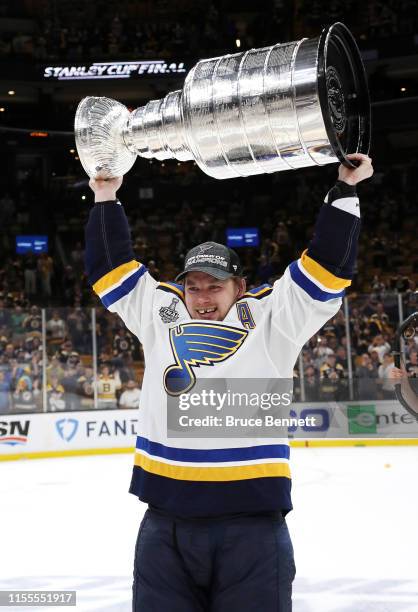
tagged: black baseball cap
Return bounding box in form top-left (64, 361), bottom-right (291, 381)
top-left (175, 241), bottom-right (243, 282)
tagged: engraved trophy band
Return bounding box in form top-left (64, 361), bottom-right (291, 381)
top-left (74, 22), bottom-right (370, 180)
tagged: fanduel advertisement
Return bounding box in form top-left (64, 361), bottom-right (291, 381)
top-left (0, 402), bottom-right (417, 459)
top-left (43, 60), bottom-right (187, 80)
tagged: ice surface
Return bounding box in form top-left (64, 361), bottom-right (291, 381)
top-left (1, 446), bottom-right (417, 611)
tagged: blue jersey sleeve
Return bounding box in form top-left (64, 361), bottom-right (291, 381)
top-left (85, 200), bottom-right (158, 345)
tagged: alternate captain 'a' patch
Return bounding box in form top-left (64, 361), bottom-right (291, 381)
top-left (164, 322), bottom-right (248, 396)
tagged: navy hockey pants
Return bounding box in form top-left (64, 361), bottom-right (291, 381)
top-left (132, 507), bottom-right (296, 611)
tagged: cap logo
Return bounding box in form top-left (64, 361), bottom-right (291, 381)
top-left (198, 244), bottom-right (213, 253)
top-left (186, 254), bottom-right (228, 268)
top-left (232, 265), bottom-right (237, 271)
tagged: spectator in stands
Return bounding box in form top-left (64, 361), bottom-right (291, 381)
top-left (404, 281), bottom-right (418, 316)
top-left (37, 252), bottom-right (54, 298)
top-left (335, 346), bottom-right (349, 371)
top-left (13, 368), bottom-right (40, 412)
top-left (368, 334), bottom-right (391, 364)
top-left (368, 307), bottom-right (392, 337)
top-left (406, 349), bottom-right (418, 378)
top-left (77, 365), bottom-right (95, 410)
top-left (371, 274), bottom-right (386, 297)
top-left (0, 297), bottom-right (11, 329)
top-left (326, 333), bottom-right (339, 353)
top-left (24, 334), bottom-right (42, 357)
top-left (302, 349), bottom-right (315, 370)
top-left (324, 310), bottom-right (346, 341)
top-left (23, 255), bottom-right (37, 297)
top-left (3, 342), bottom-right (16, 361)
top-left (56, 339), bottom-right (74, 364)
top-left (119, 379), bottom-right (141, 409)
top-left (0, 370), bottom-right (12, 414)
top-left (47, 375), bottom-right (66, 411)
top-left (406, 336), bottom-right (418, 355)
top-left (97, 364), bottom-right (121, 408)
top-left (0, 351), bottom-right (12, 376)
top-left (313, 335), bottom-right (334, 368)
top-left (66, 307), bottom-right (89, 352)
top-left (369, 349), bottom-right (381, 370)
top-left (118, 352), bottom-right (138, 384)
top-left (46, 310), bottom-right (67, 345)
top-left (113, 327), bottom-right (135, 359)
top-left (61, 363), bottom-right (81, 411)
top-left (98, 348), bottom-right (113, 369)
top-left (319, 354), bottom-right (345, 401)
top-left (355, 353), bottom-right (379, 399)
top-left (10, 304), bottom-right (26, 342)
top-left (378, 353), bottom-right (396, 399)
top-left (94, 310), bottom-right (110, 353)
top-left (303, 364), bottom-right (320, 402)
top-left (46, 355), bottom-right (65, 384)
top-left (23, 305), bottom-right (42, 334)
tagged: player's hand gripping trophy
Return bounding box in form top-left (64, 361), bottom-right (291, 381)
top-left (74, 22), bottom-right (370, 181)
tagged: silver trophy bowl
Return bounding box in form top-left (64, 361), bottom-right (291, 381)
top-left (74, 22), bottom-right (370, 180)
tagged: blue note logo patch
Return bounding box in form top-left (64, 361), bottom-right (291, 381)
top-left (164, 322), bottom-right (248, 395)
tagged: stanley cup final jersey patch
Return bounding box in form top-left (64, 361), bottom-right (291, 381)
top-left (163, 322), bottom-right (248, 396)
top-left (159, 297), bottom-right (180, 323)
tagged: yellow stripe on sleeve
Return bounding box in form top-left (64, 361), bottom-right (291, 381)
top-left (93, 260), bottom-right (140, 295)
top-left (300, 251), bottom-right (351, 290)
top-left (134, 453), bottom-right (291, 481)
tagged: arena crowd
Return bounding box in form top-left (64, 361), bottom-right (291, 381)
top-left (0, 155), bottom-right (417, 414)
top-left (0, 0), bottom-right (417, 414)
top-left (0, 0), bottom-right (416, 65)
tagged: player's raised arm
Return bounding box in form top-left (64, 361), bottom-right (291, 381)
top-left (271, 153), bottom-right (373, 349)
top-left (84, 178), bottom-right (158, 346)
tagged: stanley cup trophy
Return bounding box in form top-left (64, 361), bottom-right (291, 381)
top-left (74, 22), bottom-right (370, 180)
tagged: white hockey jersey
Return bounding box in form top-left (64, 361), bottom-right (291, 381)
top-left (85, 180), bottom-right (360, 517)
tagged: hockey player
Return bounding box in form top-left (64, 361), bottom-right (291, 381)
top-left (86, 153), bottom-right (373, 611)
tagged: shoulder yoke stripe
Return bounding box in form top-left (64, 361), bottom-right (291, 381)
top-left (158, 282), bottom-right (185, 300)
top-left (243, 285), bottom-right (273, 300)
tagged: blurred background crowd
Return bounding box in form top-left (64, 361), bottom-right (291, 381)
top-left (1, 0), bottom-right (417, 64)
top-left (0, 0), bottom-right (417, 413)
top-left (0, 157), bottom-right (417, 414)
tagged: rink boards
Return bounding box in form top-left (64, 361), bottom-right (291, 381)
top-left (1, 401), bottom-right (417, 461)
